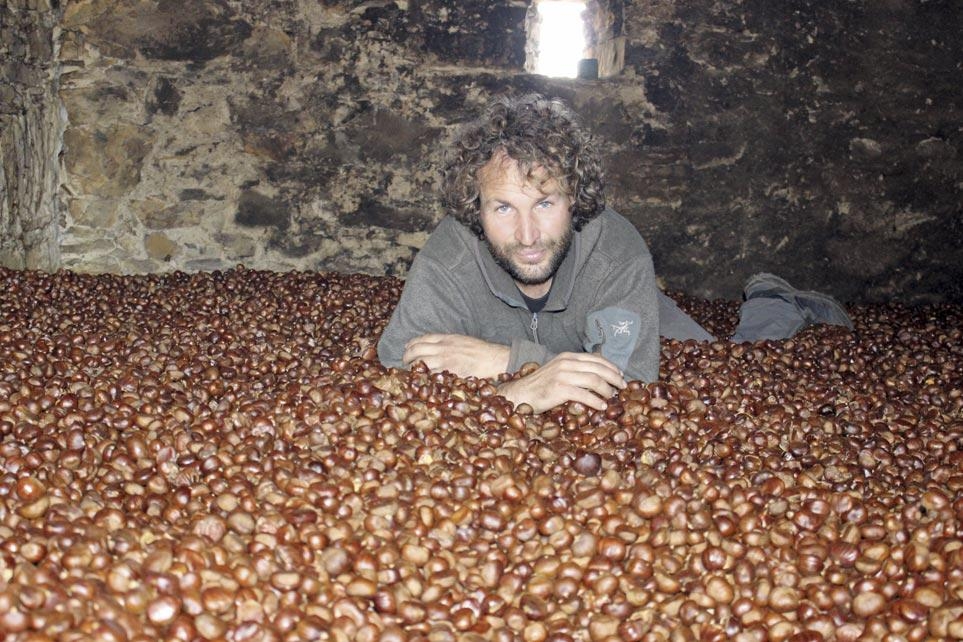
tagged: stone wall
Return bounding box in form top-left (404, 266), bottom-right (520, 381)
top-left (3, 0), bottom-right (962, 303)
top-left (0, 0), bottom-right (64, 272)
top-left (614, 0), bottom-right (963, 303)
top-left (53, 0), bottom-right (540, 277)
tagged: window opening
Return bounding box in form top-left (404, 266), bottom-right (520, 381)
top-left (525, 1), bottom-right (624, 79)
top-left (533, 1), bottom-right (588, 78)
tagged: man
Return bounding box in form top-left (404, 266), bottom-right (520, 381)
top-left (377, 94), bottom-right (852, 413)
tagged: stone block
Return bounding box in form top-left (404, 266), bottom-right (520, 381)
top-left (849, 138), bottom-right (884, 161)
top-left (63, 124), bottom-right (152, 197)
top-left (341, 197), bottom-right (432, 233)
top-left (144, 232), bottom-right (177, 261)
top-left (184, 258), bottom-right (230, 272)
top-left (267, 233), bottom-right (323, 259)
top-left (75, 0), bottom-right (252, 61)
top-left (217, 234), bottom-right (257, 260)
top-left (179, 189), bottom-right (218, 201)
top-left (68, 197), bottom-right (120, 227)
top-left (60, 237), bottom-right (115, 255)
top-left (346, 108), bottom-right (435, 163)
top-left (135, 199), bottom-right (204, 229)
top-left (145, 77), bottom-right (181, 117)
top-left (230, 94), bottom-right (302, 161)
top-left (417, 2), bottom-right (527, 68)
top-left (235, 190), bottom-right (288, 230)
top-left (237, 27), bottom-right (293, 70)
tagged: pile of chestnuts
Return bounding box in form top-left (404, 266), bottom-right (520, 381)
top-left (0, 265), bottom-right (961, 641)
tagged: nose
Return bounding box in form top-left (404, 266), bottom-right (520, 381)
top-left (515, 211), bottom-right (540, 246)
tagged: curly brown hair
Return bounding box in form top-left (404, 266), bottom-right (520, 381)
top-left (442, 93), bottom-right (606, 239)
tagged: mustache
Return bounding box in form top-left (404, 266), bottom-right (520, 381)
top-left (507, 240), bottom-right (557, 253)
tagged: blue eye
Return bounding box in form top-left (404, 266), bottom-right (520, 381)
top-left (537, 200), bottom-right (553, 209)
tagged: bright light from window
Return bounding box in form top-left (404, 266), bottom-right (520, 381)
top-left (535, 1), bottom-right (587, 78)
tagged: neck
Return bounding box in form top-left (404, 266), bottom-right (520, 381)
top-left (516, 278), bottom-right (552, 299)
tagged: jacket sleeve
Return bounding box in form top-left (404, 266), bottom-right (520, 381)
top-left (377, 253), bottom-right (473, 369)
top-left (581, 253), bottom-right (660, 383)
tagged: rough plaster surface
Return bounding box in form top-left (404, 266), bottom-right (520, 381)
top-left (3, 0), bottom-right (962, 303)
top-left (616, 0), bottom-right (963, 303)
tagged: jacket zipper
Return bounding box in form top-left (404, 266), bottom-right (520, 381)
top-left (530, 312), bottom-right (539, 344)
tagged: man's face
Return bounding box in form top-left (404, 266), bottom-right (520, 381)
top-left (478, 154), bottom-right (574, 298)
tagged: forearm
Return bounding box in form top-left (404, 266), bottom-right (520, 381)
top-left (403, 334), bottom-right (511, 379)
top-left (377, 254), bottom-right (472, 370)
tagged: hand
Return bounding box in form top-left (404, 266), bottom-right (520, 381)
top-left (496, 352), bottom-right (626, 414)
top-left (403, 334), bottom-right (511, 379)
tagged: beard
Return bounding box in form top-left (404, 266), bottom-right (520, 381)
top-left (484, 226), bottom-right (574, 287)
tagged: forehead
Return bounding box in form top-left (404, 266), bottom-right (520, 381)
top-left (478, 152), bottom-right (561, 196)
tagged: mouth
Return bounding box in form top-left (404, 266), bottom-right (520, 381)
top-left (514, 248), bottom-right (546, 264)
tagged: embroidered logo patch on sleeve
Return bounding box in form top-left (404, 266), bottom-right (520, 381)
top-left (584, 307), bottom-right (641, 370)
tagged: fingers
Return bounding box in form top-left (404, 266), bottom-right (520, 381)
top-left (500, 372), bottom-right (614, 414)
top-left (498, 353), bottom-right (626, 414)
top-left (544, 354), bottom-right (626, 410)
top-left (553, 352), bottom-right (626, 390)
top-left (403, 334), bottom-right (462, 365)
top-left (561, 351), bottom-right (624, 374)
top-left (405, 333), bottom-right (446, 347)
top-left (557, 373), bottom-right (620, 409)
top-left (565, 387), bottom-right (610, 412)
top-left (402, 336), bottom-right (444, 367)
top-left (403, 335), bottom-right (509, 379)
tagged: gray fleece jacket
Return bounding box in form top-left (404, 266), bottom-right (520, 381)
top-left (377, 208), bottom-right (660, 382)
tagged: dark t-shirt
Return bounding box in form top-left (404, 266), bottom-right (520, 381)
top-left (520, 288), bottom-right (551, 313)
